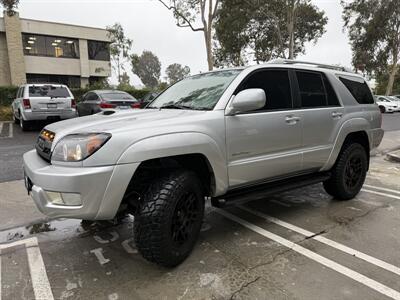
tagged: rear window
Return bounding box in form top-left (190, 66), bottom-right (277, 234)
top-left (29, 86), bottom-right (70, 98)
top-left (101, 93), bottom-right (136, 101)
top-left (339, 77), bottom-right (374, 104)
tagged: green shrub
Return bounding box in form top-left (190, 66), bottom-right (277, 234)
top-left (0, 86), bottom-right (18, 106)
top-left (0, 105), bottom-right (13, 121)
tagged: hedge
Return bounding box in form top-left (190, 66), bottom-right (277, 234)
top-left (0, 86), bottom-right (152, 106)
top-left (0, 86), bottom-right (18, 106)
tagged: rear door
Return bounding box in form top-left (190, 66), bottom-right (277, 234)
top-left (28, 85), bottom-right (72, 112)
top-left (294, 71), bottom-right (344, 170)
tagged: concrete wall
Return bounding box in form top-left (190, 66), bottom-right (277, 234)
top-left (89, 60), bottom-right (112, 77)
top-left (4, 13), bottom-right (26, 85)
top-left (20, 19), bottom-right (110, 42)
top-left (0, 32), bottom-right (11, 85)
top-left (25, 56), bottom-right (81, 75)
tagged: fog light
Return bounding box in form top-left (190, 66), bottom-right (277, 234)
top-left (46, 191), bottom-right (82, 206)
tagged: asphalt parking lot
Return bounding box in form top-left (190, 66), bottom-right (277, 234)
top-left (0, 115), bottom-right (400, 300)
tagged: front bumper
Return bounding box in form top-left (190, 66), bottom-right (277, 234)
top-left (23, 150), bottom-right (139, 220)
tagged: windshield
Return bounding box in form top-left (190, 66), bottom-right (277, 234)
top-left (29, 86), bottom-right (70, 98)
top-left (148, 70), bottom-right (242, 110)
top-left (101, 92), bottom-right (136, 101)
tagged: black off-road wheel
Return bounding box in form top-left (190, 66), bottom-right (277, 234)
top-left (323, 143), bottom-right (368, 200)
top-left (134, 170), bottom-right (205, 267)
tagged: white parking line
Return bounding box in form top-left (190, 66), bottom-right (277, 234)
top-left (0, 237), bottom-right (54, 300)
top-left (239, 205), bottom-right (400, 276)
top-left (364, 184), bottom-right (400, 195)
top-left (362, 189), bottom-right (400, 200)
top-left (0, 121), bottom-right (13, 139)
top-left (217, 209), bottom-right (400, 300)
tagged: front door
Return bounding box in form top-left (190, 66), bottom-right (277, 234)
top-left (225, 69), bottom-right (302, 188)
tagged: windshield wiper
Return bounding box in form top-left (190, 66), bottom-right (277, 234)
top-left (160, 103), bottom-right (192, 110)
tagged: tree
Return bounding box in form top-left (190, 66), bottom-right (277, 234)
top-left (342, 0), bottom-right (400, 95)
top-left (375, 69), bottom-right (400, 95)
top-left (0, 0), bottom-right (19, 16)
top-left (131, 51), bottom-right (161, 89)
top-left (165, 63), bottom-right (191, 84)
top-left (106, 23), bottom-right (133, 85)
top-left (214, 0), bottom-right (327, 66)
top-left (117, 72), bottom-right (131, 89)
top-left (158, 0), bottom-right (220, 71)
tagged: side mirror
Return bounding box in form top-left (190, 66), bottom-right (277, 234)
top-left (226, 88), bottom-right (266, 115)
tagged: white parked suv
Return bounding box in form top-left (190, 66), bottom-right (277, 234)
top-left (23, 60), bottom-right (384, 267)
top-left (12, 83), bottom-right (76, 131)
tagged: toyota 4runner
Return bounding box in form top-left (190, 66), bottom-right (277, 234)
top-left (23, 60), bottom-right (384, 267)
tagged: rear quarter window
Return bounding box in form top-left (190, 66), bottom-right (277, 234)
top-left (339, 77), bottom-right (374, 104)
top-left (29, 86), bottom-right (70, 98)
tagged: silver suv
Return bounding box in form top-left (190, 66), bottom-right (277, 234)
top-left (23, 60), bottom-right (383, 267)
top-left (12, 83), bottom-right (76, 131)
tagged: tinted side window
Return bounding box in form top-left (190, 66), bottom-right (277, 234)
top-left (296, 71), bottom-right (326, 108)
top-left (339, 77), bottom-right (374, 104)
top-left (239, 69), bottom-right (292, 110)
top-left (16, 87), bottom-right (21, 98)
top-left (323, 75), bottom-right (340, 106)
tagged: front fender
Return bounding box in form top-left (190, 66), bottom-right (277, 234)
top-left (321, 118), bottom-right (371, 171)
top-left (117, 132), bottom-right (228, 196)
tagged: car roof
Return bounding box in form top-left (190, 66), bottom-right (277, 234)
top-left (23, 83), bottom-right (68, 88)
top-left (92, 90), bottom-right (129, 94)
top-left (192, 60), bottom-right (364, 81)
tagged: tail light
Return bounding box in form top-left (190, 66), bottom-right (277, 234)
top-left (71, 99), bottom-right (76, 109)
top-left (23, 99), bottom-right (31, 109)
top-left (99, 102), bottom-right (116, 109)
top-left (131, 102), bottom-right (141, 109)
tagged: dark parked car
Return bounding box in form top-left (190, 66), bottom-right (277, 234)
top-left (77, 90), bottom-right (141, 116)
top-left (139, 92), bottom-right (159, 108)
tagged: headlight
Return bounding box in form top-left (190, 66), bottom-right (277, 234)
top-left (52, 133), bottom-right (111, 162)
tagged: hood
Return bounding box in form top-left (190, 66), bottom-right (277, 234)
top-left (46, 109), bottom-right (208, 138)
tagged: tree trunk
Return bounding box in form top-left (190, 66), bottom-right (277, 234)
top-left (287, 0), bottom-right (296, 59)
top-left (386, 50), bottom-right (398, 96)
top-left (386, 64), bottom-right (398, 95)
top-left (204, 32), bottom-right (213, 71)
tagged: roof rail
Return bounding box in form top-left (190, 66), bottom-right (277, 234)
top-left (268, 59), bottom-right (353, 73)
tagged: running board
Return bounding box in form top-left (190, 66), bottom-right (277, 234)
top-left (211, 172), bottom-right (331, 208)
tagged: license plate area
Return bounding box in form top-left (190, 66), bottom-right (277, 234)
top-left (118, 105), bottom-right (130, 109)
top-left (47, 103), bottom-right (57, 109)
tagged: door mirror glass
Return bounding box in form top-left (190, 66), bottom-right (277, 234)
top-left (227, 88), bottom-right (266, 115)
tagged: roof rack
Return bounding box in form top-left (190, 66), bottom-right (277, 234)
top-left (268, 59), bottom-right (353, 73)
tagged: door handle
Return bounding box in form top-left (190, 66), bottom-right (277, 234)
top-left (331, 111), bottom-right (343, 118)
top-left (285, 115), bottom-right (300, 124)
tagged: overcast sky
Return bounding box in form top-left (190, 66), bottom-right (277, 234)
top-left (1, 0), bottom-right (353, 86)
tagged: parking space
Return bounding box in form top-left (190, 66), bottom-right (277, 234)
top-left (1, 181), bottom-right (400, 300)
top-left (1, 114), bottom-right (400, 300)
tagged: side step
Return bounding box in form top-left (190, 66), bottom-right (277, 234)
top-left (211, 172), bottom-right (331, 208)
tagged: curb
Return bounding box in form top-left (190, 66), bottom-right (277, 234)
top-left (386, 150), bottom-right (400, 163)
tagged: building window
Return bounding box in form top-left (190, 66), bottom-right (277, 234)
top-left (22, 33), bottom-right (80, 58)
top-left (88, 40), bottom-right (110, 61)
